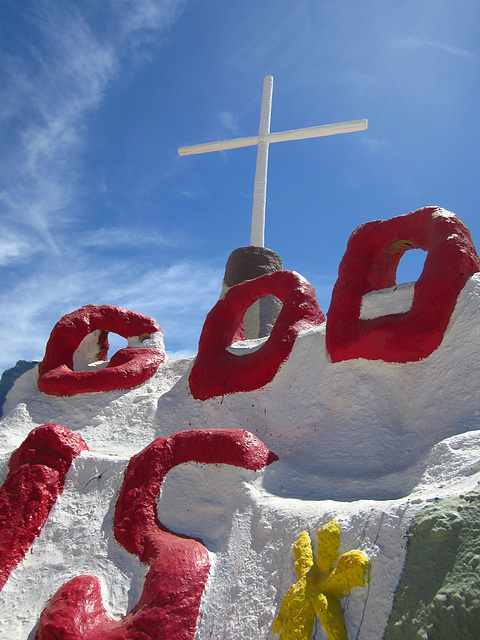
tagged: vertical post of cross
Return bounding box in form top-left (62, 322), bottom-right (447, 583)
top-left (250, 75), bottom-right (273, 247)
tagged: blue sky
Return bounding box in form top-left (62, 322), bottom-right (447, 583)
top-left (0, 0), bottom-right (479, 371)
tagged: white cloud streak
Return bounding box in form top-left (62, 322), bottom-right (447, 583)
top-left (0, 0), bottom-right (194, 371)
top-left (0, 257), bottom-right (221, 371)
top-left (395, 37), bottom-right (477, 63)
top-left (219, 111), bottom-right (240, 135)
top-left (77, 227), bottom-right (183, 250)
top-left (0, 230), bottom-right (37, 266)
top-left (361, 136), bottom-right (387, 152)
top-left (0, 0), bottom-right (184, 259)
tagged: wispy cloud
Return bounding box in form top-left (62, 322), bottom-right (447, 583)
top-left (340, 72), bottom-right (380, 101)
top-left (219, 111), bottom-right (240, 135)
top-left (0, 230), bottom-right (37, 266)
top-left (0, 0), bottom-right (195, 371)
top-left (395, 37), bottom-right (477, 63)
top-left (0, 0), bottom-right (184, 262)
top-left (0, 256), bottom-right (222, 370)
top-left (226, 5), bottom-right (310, 75)
top-left (361, 136), bottom-right (387, 152)
top-left (114, 0), bottom-right (186, 62)
top-left (1, 4), bottom-right (114, 253)
top-left (177, 188), bottom-right (208, 200)
top-left (78, 227), bottom-right (183, 250)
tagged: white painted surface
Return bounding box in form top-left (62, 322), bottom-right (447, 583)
top-left (1, 274), bottom-right (480, 638)
top-left (360, 282), bottom-right (415, 319)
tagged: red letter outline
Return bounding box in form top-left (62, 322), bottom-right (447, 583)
top-left (326, 207), bottom-right (480, 363)
top-left (189, 270), bottom-right (325, 400)
top-left (35, 429), bottom-right (277, 640)
top-left (0, 424), bottom-right (88, 590)
top-left (38, 305), bottom-right (165, 396)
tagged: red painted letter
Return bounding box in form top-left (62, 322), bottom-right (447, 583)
top-left (38, 305), bottom-right (165, 396)
top-left (35, 429), bottom-right (277, 640)
top-left (0, 424), bottom-right (88, 590)
top-left (189, 270), bottom-right (325, 400)
top-left (326, 207), bottom-right (480, 363)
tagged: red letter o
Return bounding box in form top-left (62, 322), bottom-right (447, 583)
top-left (189, 270), bottom-right (325, 400)
top-left (326, 207), bottom-right (480, 363)
top-left (38, 305), bottom-right (165, 396)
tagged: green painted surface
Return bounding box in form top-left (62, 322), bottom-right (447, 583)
top-left (384, 486), bottom-right (480, 639)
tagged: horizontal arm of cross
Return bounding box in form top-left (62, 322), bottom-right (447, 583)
top-left (178, 119), bottom-right (368, 156)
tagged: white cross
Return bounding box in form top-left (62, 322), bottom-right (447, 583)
top-left (178, 75), bottom-right (367, 247)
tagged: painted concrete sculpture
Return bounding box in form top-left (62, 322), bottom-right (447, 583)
top-left (0, 424), bottom-right (87, 589)
top-left (34, 429), bottom-right (276, 640)
top-left (189, 270), bottom-right (325, 400)
top-left (327, 206), bottom-right (480, 363)
top-left (38, 304), bottom-right (165, 396)
top-left (1, 207), bottom-right (480, 639)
